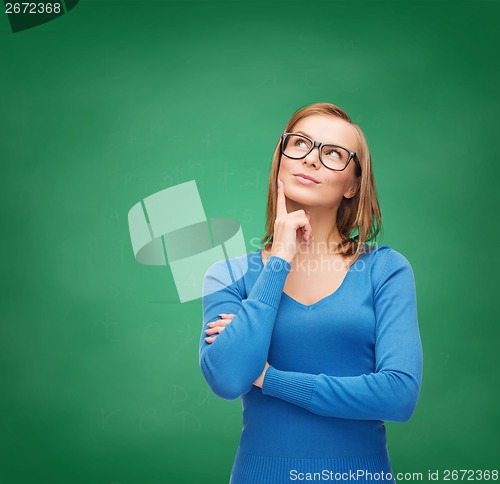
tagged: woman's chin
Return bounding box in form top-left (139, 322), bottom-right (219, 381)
top-left (284, 189), bottom-right (319, 207)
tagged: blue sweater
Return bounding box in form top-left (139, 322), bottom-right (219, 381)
top-left (199, 245), bottom-right (423, 483)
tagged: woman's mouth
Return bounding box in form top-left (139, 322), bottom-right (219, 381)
top-left (293, 174), bottom-right (320, 185)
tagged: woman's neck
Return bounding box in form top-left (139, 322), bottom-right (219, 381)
top-left (291, 204), bottom-right (343, 256)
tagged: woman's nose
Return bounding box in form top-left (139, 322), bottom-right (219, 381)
top-left (303, 146), bottom-right (321, 167)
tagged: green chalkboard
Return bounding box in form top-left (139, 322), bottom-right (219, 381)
top-left (1, 1), bottom-right (499, 483)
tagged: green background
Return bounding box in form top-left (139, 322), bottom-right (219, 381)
top-left (1, 1), bottom-right (499, 483)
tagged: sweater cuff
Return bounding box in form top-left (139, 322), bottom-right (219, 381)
top-left (262, 365), bottom-right (315, 409)
top-left (249, 256), bottom-right (291, 308)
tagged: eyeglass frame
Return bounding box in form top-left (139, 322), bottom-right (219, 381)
top-left (280, 132), bottom-right (361, 173)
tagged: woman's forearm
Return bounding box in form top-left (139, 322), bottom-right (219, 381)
top-left (199, 256), bottom-right (290, 399)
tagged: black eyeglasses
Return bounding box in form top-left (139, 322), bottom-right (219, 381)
top-left (280, 132), bottom-right (361, 173)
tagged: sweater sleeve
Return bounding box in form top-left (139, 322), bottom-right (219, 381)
top-left (199, 255), bottom-right (291, 401)
top-left (261, 249), bottom-right (423, 423)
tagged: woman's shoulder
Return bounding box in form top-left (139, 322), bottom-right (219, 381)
top-left (361, 242), bottom-right (390, 254)
top-left (362, 243), bottom-right (412, 263)
top-left (361, 243), bottom-right (415, 289)
top-left (203, 250), bottom-right (260, 287)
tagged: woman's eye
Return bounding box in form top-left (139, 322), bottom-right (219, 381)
top-left (325, 149), bottom-right (341, 159)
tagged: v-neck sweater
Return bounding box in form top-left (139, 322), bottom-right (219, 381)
top-left (199, 245), bottom-right (423, 483)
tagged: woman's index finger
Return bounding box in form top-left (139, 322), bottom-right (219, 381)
top-left (276, 179), bottom-right (287, 216)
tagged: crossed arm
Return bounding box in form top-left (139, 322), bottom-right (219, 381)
top-left (199, 250), bottom-right (423, 422)
top-left (199, 255), bottom-right (291, 399)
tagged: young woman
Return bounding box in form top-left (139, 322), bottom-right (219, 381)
top-left (199, 102), bottom-right (423, 483)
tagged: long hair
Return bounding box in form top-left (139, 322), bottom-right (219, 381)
top-left (260, 102), bottom-right (382, 266)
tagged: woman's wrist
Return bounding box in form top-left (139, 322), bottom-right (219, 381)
top-left (269, 250), bottom-right (294, 264)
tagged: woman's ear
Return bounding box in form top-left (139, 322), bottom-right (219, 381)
top-left (344, 177), bottom-right (361, 199)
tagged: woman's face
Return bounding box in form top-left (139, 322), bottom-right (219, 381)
top-left (277, 114), bottom-right (360, 211)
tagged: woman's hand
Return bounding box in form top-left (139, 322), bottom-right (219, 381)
top-left (270, 179), bottom-right (312, 264)
top-left (253, 361), bottom-right (270, 388)
top-left (204, 313), bottom-right (235, 343)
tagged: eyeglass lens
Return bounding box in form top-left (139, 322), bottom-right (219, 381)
top-left (283, 134), bottom-right (350, 170)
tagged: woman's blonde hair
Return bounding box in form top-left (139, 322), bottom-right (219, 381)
top-left (260, 102), bottom-right (382, 266)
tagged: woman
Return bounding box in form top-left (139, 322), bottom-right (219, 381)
top-left (199, 102), bottom-right (423, 483)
